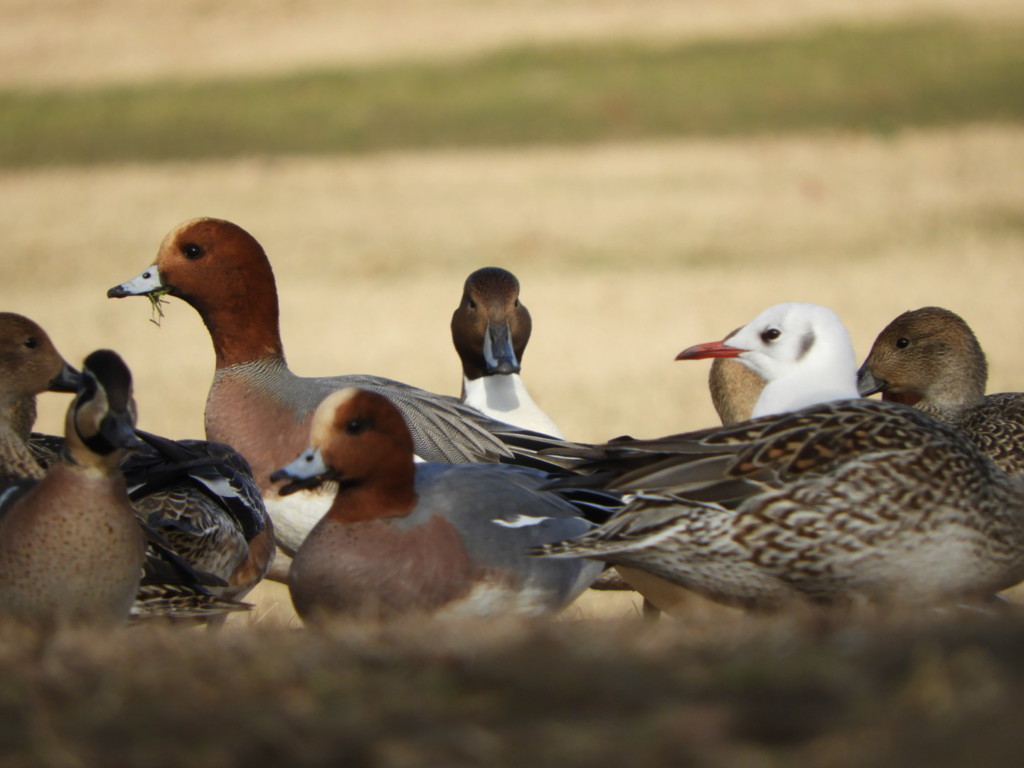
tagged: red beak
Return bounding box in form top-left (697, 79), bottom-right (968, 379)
top-left (675, 340), bottom-right (743, 360)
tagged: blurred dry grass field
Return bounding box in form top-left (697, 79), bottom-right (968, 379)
top-left (6, 126), bottom-right (1023, 445)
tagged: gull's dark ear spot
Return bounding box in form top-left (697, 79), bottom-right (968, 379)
top-left (796, 331), bottom-right (815, 360)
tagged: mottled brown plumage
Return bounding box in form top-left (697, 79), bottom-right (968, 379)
top-left (123, 430), bottom-right (274, 606)
top-left (858, 306), bottom-right (1024, 475)
top-left (539, 399), bottom-right (1024, 610)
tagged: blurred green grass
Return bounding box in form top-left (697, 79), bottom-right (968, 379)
top-left (1, 19), bottom-right (1023, 168)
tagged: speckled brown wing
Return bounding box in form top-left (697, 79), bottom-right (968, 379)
top-left (131, 486), bottom-right (249, 587)
top-left (0, 432), bottom-right (48, 484)
top-left (553, 400), bottom-right (972, 498)
top-left (538, 399), bottom-right (1024, 608)
top-left (957, 393), bottom-right (1024, 476)
top-left (123, 430), bottom-right (271, 597)
top-left (134, 527), bottom-right (251, 619)
top-left (27, 432), bottom-right (62, 468)
top-left (537, 492), bottom-right (799, 609)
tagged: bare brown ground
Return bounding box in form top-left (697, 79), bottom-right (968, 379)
top-left (1, 0), bottom-right (1022, 86)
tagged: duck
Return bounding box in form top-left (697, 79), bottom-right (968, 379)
top-left (610, 325), bottom-right (764, 614)
top-left (0, 314), bottom-right (269, 618)
top-left (615, 345), bottom-right (765, 616)
top-left (451, 267), bottom-right (638, 596)
top-left (107, 218), bottom-right (564, 556)
top-left (132, 532), bottom-right (254, 621)
top-left (676, 302), bottom-right (860, 418)
top-left (451, 267), bottom-right (563, 438)
top-left (30, 425), bottom-right (272, 615)
top-left (122, 429), bottom-right (275, 609)
top-left (0, 313), bottom-right (81, 483)
top-left (0, 350), bottom-right (147, 626)
top-left (269, 388), bottom-right (605, 623)
top-left (537, 303), bottom-right (1024, 610)
top-left (857, 306), bottom-right (1024, 475)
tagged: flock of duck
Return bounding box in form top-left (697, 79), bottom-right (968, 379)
top-left (1, 215), bottom-right (1021, 628)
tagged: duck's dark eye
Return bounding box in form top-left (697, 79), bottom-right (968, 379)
top-left (895, 337), bottom-right (910, 349)
top-left (514, 299), bottom-right (520, 308)
top-left (23, 337), bottom-right (38, 350)
top-left (468, 299), bottom-right (477, 310)
top-left (761, 328), bottom-right (781, 343)
top-left (181, 242), bottom-right (205, 260)
top-left (345, 418), bottom-right (370, 436)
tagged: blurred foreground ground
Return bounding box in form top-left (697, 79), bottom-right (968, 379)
top-left (2, 605), bottom-right (1024, 767)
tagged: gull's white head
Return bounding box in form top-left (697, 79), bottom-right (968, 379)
top-left (678, 302), bottom-right (861, 418)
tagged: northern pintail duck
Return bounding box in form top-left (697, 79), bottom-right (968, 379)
top-left (270, 388), bottom-right (604, 622)
top-left (858, 306), bottom-right (1024, 475)
top-left (677, 302), bottom-right (860, 418)
top-left (538, 304), bottom-right (1024, 610)
top-left (539, 398), bottom-right (1024, 609)
top-left (452, 267), bottom-right (563, 438)
top-left (107, 218), bottom-right (561, 555)
top-left (0, 350), bottom-right (147, 626)
top-left (610, 355), bottom-right (763, 616)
